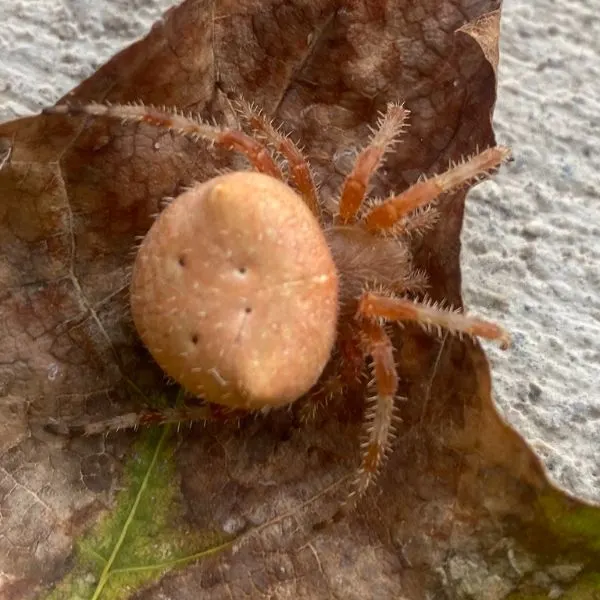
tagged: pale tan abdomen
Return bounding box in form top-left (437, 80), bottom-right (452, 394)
top-left (130, 172), bottom-right (339, 409)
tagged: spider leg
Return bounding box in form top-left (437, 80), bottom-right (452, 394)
top-left (362, 146), bottom-right (511, 233)
top-left (236, 99), bottom-right (321, 220)
top-left (44, 403), bottom-right (249, 436)
top-left (337, 103), bottom-right (409, 224)
top-left (358, 292), bottom-right (511, 349)
top-left (300, 373), bottom-right (342, 423)
top-left (45, 404), bottom-right (212, 436)
top-left (43, 103), bottom-right (283, 179)
top-left (300, 322), bottom-right (365, 422)
top-left (351, 318), bottom-right (400, 499)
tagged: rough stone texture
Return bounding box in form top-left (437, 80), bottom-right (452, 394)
top-left (462, 0), bottom-right (600, 503)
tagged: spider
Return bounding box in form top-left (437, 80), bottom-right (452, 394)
top-left (43, 99), bottom-right (510, 499)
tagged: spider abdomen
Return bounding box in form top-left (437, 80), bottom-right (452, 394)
top-left (130, 172), bottom-right (339, 409)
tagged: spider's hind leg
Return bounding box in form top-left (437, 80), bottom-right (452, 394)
top-left (299, 322), bottom-right (366, 423)
top-left (43, 399), bottom-right (250, 437)
top-left (236, 99), bottom-right (321, 219)
top-left (43, 102), bottom-right (283, 179)
top-left (44, 403), bottom-right (217, 437)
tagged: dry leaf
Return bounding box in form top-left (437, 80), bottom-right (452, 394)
top-left (1, 1), bottom-right (599, 599)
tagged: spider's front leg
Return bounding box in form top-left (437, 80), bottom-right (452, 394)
top-left (362, 146), bottom-right (511, 233)
top-left (358, 292), bottom-right (511, 349)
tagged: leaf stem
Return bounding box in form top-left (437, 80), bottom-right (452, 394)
top-left (90, 425), bottom-right (170, 600)
top-left (109, 539), bottom-right (234, 575)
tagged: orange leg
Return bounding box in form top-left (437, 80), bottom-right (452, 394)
top-left (300, 323), bottom-right (365, 422)
top-left (363, 146), bottom-right (511, 232)
top-left (236, 99), bottom-right (321, 219)
top-left (337, 103), bottom-right (409, 224)
top-left (359, 292), bottom-right (511, 349)
top-left (216, 130), bottom-right (282, 178)
top-left (351, 319), bottom-right (400, 499)
top-left (43, 102), bottom-right (283, 179)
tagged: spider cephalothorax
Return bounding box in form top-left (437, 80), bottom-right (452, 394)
top-left (44, 100), bottom-right (510, 498)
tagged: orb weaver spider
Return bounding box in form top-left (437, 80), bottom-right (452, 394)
top-left (43, 98), bottom-right (510, 500)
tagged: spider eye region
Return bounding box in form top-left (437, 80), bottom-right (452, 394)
top-left (130, 172), bottom-right (339, 409)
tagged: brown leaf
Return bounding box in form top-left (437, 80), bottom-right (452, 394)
top-left (1, 1), bottom-right (598, 599)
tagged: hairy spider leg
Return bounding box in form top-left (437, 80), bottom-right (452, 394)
top-left (351, 319), bottom-right (400, 498)
top-left (236, 99), bottom-right (321, 220)
top-left (300, 322), bottom-right (366, 422)
top-left (44, 402), bottom-right (251, 437)
top-left (337, 103), bottom-right (409, 224)
top-left (358, 292), bottom-right (511, 349)
top-left (45, 405), bottom-right (212, 436)
top-left (43, 103), bottom-right (283, 179)
top-left (363, 146), bottom-right (511, 232)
